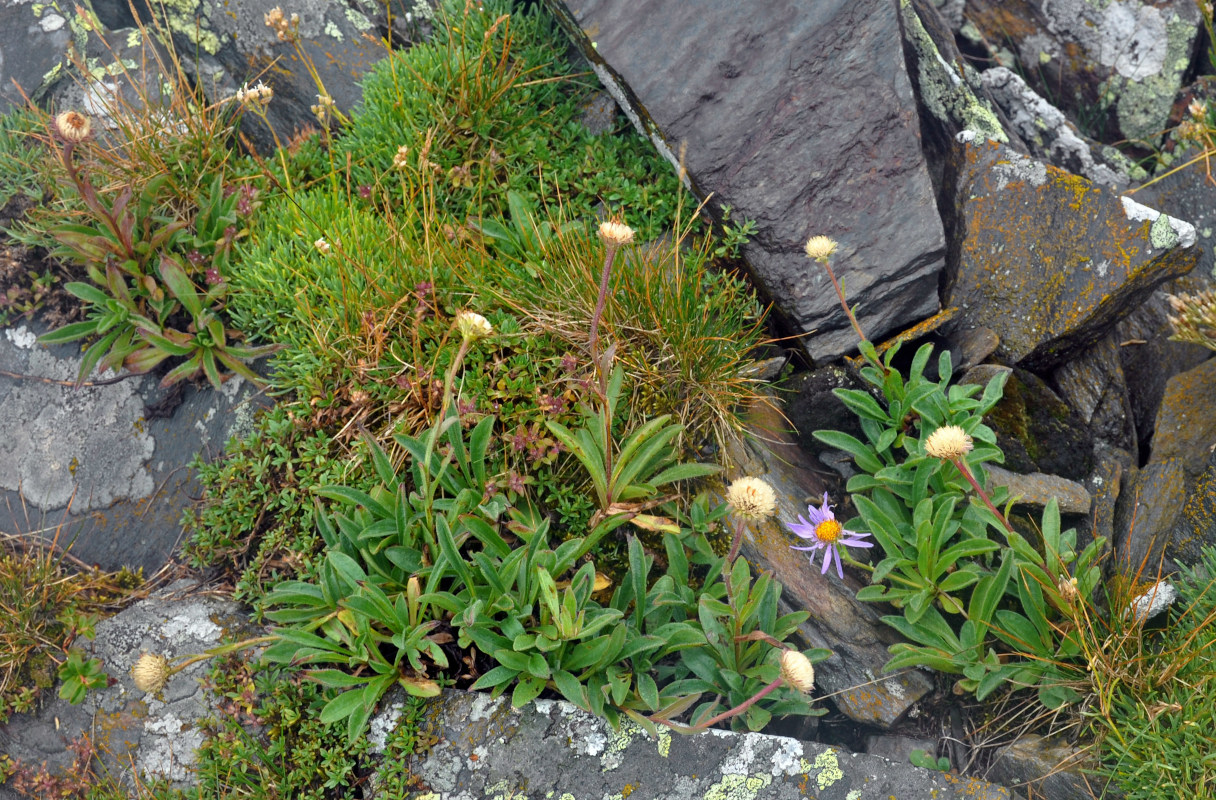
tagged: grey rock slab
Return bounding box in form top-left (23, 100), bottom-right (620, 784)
top-left (1133, 145), bottom-right (1216, 281)
top-left (945, 137), bottom-right (1199, 372)
top-left (962, 0), bottom-right (1202, 143)
top-left (980, 67), bottom-right (1131, 189)
top-left (545, 0), bottom-right (945, 363)
top-left (1113, 456), bottom-right (1186, 573)
top-left (986, 733), bottom-right (1115, 800)
top-left (0, 320), bottom-right (269, 574)
top-left (985, 465), bottom-right (1092, 516)
top-left (1052, 334), bottom-right (1136, 453)
top-left (0, 2), bottom-right (74, 113)
top-left (0, 581), bottom-right (264, 792)
top-left (726, 401), bottom-right (934, 727)
top-left (395, 689), bottom-right (1012, 800)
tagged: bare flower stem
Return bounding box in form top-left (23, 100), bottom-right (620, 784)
top-left (951, 456), bottom-right (1013, 534)
top-left (653, 677), bottom-right (786, 733)
top-left (588, 243), bottom-right (619, 377)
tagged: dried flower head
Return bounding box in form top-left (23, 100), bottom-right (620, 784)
top-left (1166, 289), bottom-right (1216, 352)
top-left (924, 425), bottom-right (974, 460)
top-left (235, 81), bottom-right (274, 109)
top-left (311, 94), bottom-right (335, 123)
top-left (803, 235), bottom-right (838, 263)
top-left (131, 653), bottom-right (170, 693)
top-left (392, 145), bottom-right (411, 171)
top-left (264, 6), bottom-right (299, 41)
top-left (598, 220), bottom-right (634, 248)
top-left (780, 650), bottom-right (816, 693)
top-left (789, 492), bottom-right (873, 579)
top-left (55, 111), bottom-right (91, 143)
top-left (456, 310), bottom-right (493, 342)
top-left (1057, 575), bottom-right (1079, 603)
top-left (725, 476), bottom-right (777, 520)
top-left (314, 237), bottom-right (331, 255)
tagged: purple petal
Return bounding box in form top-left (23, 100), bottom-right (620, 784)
top-left (842, 538), bottom-right (874, 548)
top-left (803, 505), bottom-right (826, 527)
top-left (790, 544), bottom-right (822, 552)
top-left (834, 547), bottom-right (845, 579)
top-left (788, 516), bottom-right (816, 539)
top-left (820, 547), bottom-right (832, 575)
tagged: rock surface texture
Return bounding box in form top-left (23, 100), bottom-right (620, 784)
top-left (946, 136), bottom-right (1198, 371)
top-left (0, 582), bottom-right (264, 795)
top-left (0, 322), bottom-right (268, 574)
top-left (546, 0), bottom-right (946, 363)
top-left (399, 689), bottom-right (1012, 800)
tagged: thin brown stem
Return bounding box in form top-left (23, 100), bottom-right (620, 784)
top-left (654, 677), bottom-right (785, 733)
top-left (588, 243), bottom-right (618, 370)
top-left (952, 457), bottom-right (1013, 535)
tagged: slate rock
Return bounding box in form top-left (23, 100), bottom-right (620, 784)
top-left (1149, 356), bottom-right (1216, 476)
top-left (961, 365), bottom-right (1094, 481)
top-left (962, 0), bottom-right (1202, 143)
top-left (985, 464), bottom-right (1091, 515)
top-left (97, 0), bottom-right (388, 154)
top-left (1052, 334), bottom-right (1137, 453)
top-left (979, 67), bottom-right (1132, 189)
top-left (987, 733), bottom-right (1115, 800)
top-left (0, 2), bottom-right (75, 113)
top-left (395, 689), bottom-right (1012, 800)
top-left (864, 733), bottom-right (940, 764)
top-left (945, 136), bottom-right (1198, 372)
top-left (784, 364), bottom-right (867, 459)
top-left (1133, 144), bottom-right (1216, 281)
top-left (1114, 283), bottom-right (1213, 453)
top-left (0, 581), bottom-right (263, 793)
top-left (0, 321), bottom-right (269, 574)
top-left (1113, 457), bottom-right (1186, 573)
top-left (545, 0), bottom-right (946, 363)
top-left (726, 400), bottom-right (934, 727)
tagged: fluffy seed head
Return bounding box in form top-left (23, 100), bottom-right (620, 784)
top-left (456, 310), bottom-right (493, 342)
top-left (780, 650), bottom-right (815, 693)
top-left (924, 425), bottom-right (974, 461)
top-left (392, 145), bottom-right (411, 171)
top-left (598, 220), bottom-right (635, 247)
top-left (803, 235), bottom-right (838, 263)
top-left (725, 476), bottom-right (777, 520)
top-left (55, 111), bottom-right (91, 143)
top-left (314, 237), bottom-right (331, 255)
top-left (132, 653), bottom-right (170, 693)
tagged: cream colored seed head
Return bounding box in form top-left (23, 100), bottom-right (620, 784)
top-left (924, 425), bottom-right (974, 461)
top-left (132, 653), bottom-right (170, 694)
top-left (456, 310), bottom-right (493, 341)
top-left (392, 145), bottom-right (410, 171)
top-left (55, 111), bottom-right (91, 143)
top-left (726, 476), bottom-right (777, 520)
top-left (598, 220), bottom-right (635, 247)
top-left (780, 650), bottom-right (815, 694)
top-left (803, 235), bottom-right (838, 263)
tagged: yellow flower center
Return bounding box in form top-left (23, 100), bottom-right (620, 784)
top-left (815, 519), bottom-right (842, 543)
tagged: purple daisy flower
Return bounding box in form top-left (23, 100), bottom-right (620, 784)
top-left (788, 492), bottom-right (873, 579)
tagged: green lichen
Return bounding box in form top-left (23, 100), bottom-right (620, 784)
top-left (813, 748), bottom-right (844, 791)
top-left (156, 0), bottom-right (222, 55)
top-left (324, 21), bottom-right (343, 41)
top-left (704, 773), bottom-right (772, 800)
top-left (900, 0), bottom-right (1006, 142)
top-left (1112, 15), bottom-right (1197, 141)
top-left (344, 8), bottom-right (372, 32)
top-left (1150, 212), bottom-right (1181, 250)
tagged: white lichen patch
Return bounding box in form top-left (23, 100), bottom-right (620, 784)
top-left (160, 608), bottom-right (222, 643)
top-left (719, 732), bottom-right (761, 775)
top-left (1120, 196), bottom-right (1196, 249)
top-left (469, 691), bottom-right (502, 722)
top-left (367, 700), bottom-right (404, 753)
top-left (324, 20), bottom-right (343, 40)
top-left (5, 325), bottom-right (38, 349)
top-left (704, 773), bottom-right (772, 800)
top-left (343, 7), bottom-right (371, 31)
top-left (813, 748), bottom-right (844, 791)
top-left (992, 155), bottom-right (1047, 191)
top-left (769, 737), bottom-right (808, 776)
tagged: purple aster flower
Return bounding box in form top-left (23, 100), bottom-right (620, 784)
top-left (788, 492), bottom-right (873, 579)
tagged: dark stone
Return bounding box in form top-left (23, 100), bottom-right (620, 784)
top-left (545, 0), bottom-right (946, 364)
top-left (865, 734), bottom-right (940, 764)
top-left (979, 67), bottom-right (1132, 189)
top-left (1087, 446), bottom-right (1131, 551)
top-left (1149, 356), bottom-right (1216, 477)
top-left (727, 401), bottom-right (934, 727)
top-left (1113, 457), bottom-right (1186, 574)
top-left (0, 4), bottom-right (75, 113)
top-left (985, 465), bottom-right (1091, 515)
top-left (401, 690), bottom-right (1013, 799)
top-left (1133, 149), bottom-right (1216, 287)
top-left (962, 366), bottom-right (1094, 482)
top-left (942, 325), bottom-right (1000, 373)
top-left (945, 137), bottom-right (1200, 372)
top-left (111, 0), bottom-right (388, 154)
top-left (784, 364), bottom-right (867, 459)
top-left (987, 734), bottom-right (1115, 800)
top-left (0, 319), bottom-right (270, 574)
top-left (1052, 335), bottom-right (1136, 453)
top-left (1114, 284), bottom-right (1213, 454)
top-left (961, 0), bottom-right (1202, 143)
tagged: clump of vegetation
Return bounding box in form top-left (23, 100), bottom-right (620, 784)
top-left (0, 532), bottom-right (141, 724)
